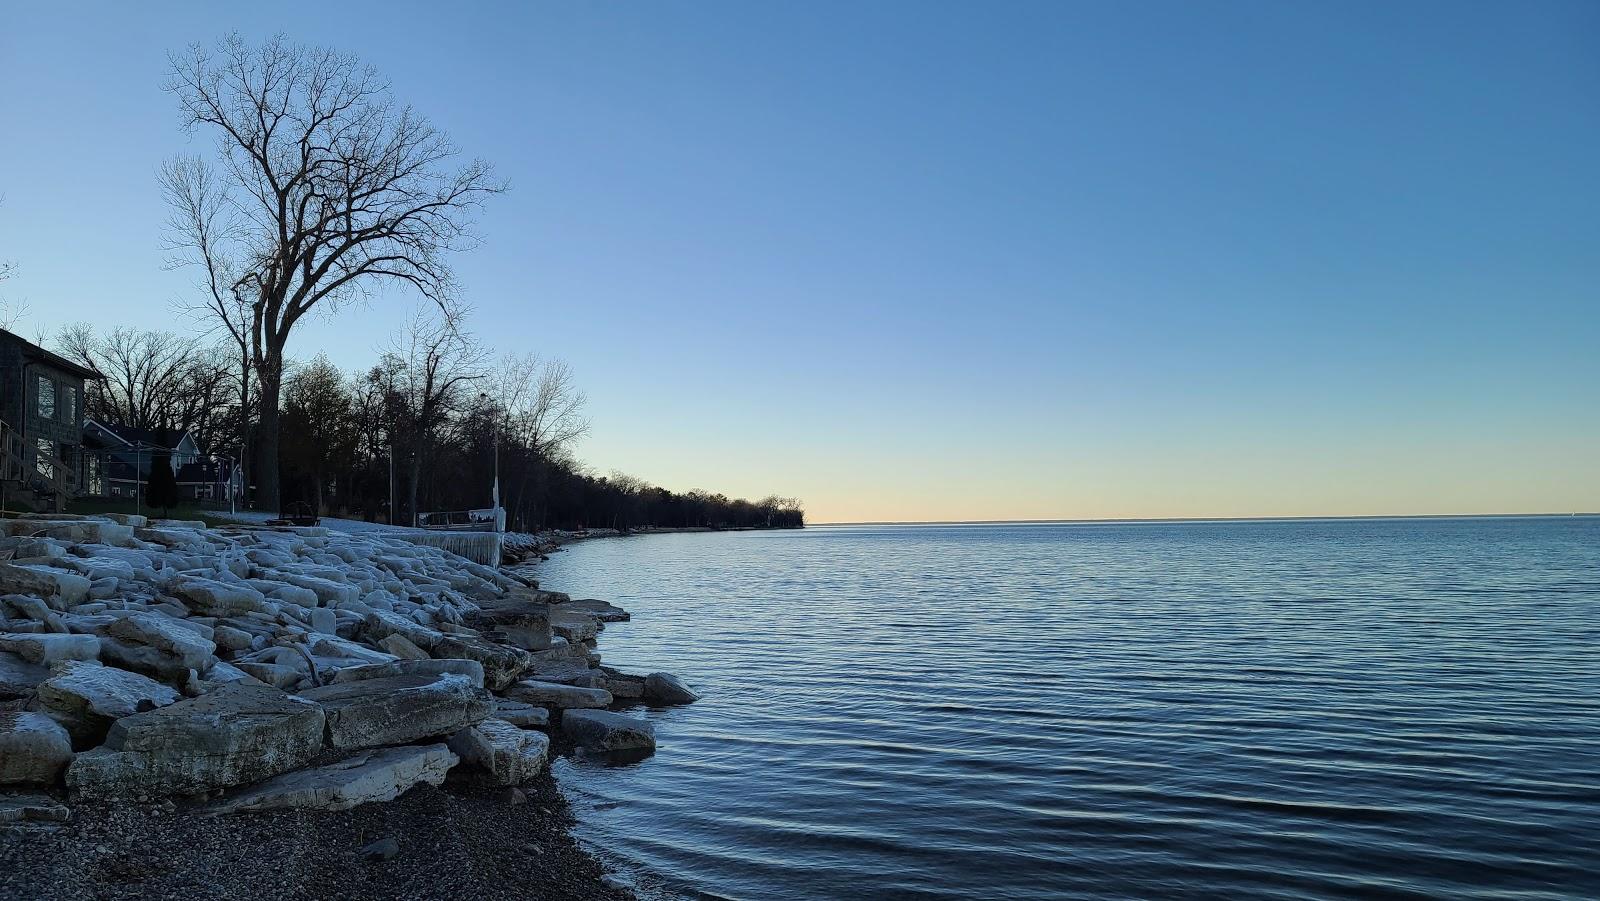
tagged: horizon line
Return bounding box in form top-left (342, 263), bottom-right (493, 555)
top-left (810, 512), bottom-right (1599, 527)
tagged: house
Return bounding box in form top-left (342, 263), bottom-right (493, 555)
top-left (81, 421), bottom-right (230, 500)
top-left (0, 328), bottom-right (102, 503)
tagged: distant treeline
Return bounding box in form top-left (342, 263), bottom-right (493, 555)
top-left (58, 322), bottom-right (804, 532)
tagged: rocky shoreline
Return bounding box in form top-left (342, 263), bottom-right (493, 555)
top-left (0, 513), bottom-right (694, 899)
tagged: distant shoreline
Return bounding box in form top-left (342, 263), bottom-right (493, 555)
top-left (812, 512), bottom-right (1598, 527)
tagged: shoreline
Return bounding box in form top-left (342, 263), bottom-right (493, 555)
top-left (0, 513), bottom-right (692, 899)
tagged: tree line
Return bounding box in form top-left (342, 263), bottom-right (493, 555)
top-left (18, 33), bottom-right (803, 532)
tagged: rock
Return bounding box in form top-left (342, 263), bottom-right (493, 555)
top-left (170, 577), bottom-right (271, 615)
top-left (644, 672), bottom-right (700, 705)
top-left (504, 679), bottom-right (611, 710)
top-left (362, 837), bottom-right (400, 862)
top-left (363, 610), bottom-right (443, 652)
top-left (35, 660), bottom-right (182, 747)
top-left (447, 718), bottom-right (550, 786)
top-left (0, 564), bottom-right (91, 609)
top-left (102, 614), bottom-right (216, 671)
top-left (0, 651), bottom-right (49, 700)
top-left (561, 709), bottom-right (656, 753)
top-left (213, 744), bottom-right (458, 813)
top-left (66, 684), bottom-right (325, 800)
top-left (428, 634), bottom-right (532, 692)
top-left (212, 625), bottom-right (253, 652)
top-left (96, 637), bottom-right (197, 682)
top-left (548, 609), bottom-right (602, 643)
top-left (466, 593), bottom-right (551, 651)
top-left (377, 633), bottom-right (429, 659)
top-left (492, 699), bottom-right (550, 729)
top-left (299, 673), bottom-right (491, 751)
top-left (0, 792), bottom-right (70, 825)
top-left (328, 658), bottom-right (485, 689)
top-left (233, 662), bottom-right (303, 690)
top-left (559, 598), bottom-right (630, 622)
top-left (0, 711), bottom-right (74, 784)
top-left (0, 633), bottom-right (99, 666)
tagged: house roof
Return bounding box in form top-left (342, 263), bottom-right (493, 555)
top-left (0, 328), bottom-right (104, 381)
top-left (87, 420), bottom-right (198, 453)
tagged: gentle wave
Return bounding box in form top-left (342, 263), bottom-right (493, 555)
top-left (541, 517), bottom-right (1600, 899)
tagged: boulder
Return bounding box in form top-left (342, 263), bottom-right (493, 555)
top-left (0, 633), bottom-right (99, 666)
top-left (328, 658), bottom-right (485, 689)
top-left (504, 679), bottom-right (611, 710)
top-left (101, 614), bottom-right (216, 671)
top-left (561, 709), bottom-right (656, 753)
top-left (548, 609), bottom-right (602, 643)
top-left (448, 719), bottom-right (550, 786)
top-left (429, 634), bottom-right (532, 691)
top-left (66, 684), bottom-right (326, 800)
top-left (0, 711), bottom-right (74, 784)
top-left (213, 743), bottom-right (458, 813)
top-left (465, 593), bottom-right (551, 651)
top-left (644, 672), bottom-right (700, 705)
top-left (0, 651), bottom-right (49, 700)
top-left (363, 610), bottom-right (444, 652)
top-left (35, 660), bottom-right (182, 747)
top-left (170, 577), bottom-right (271, 616)
top-left (378, 634), bottom-right (429, 660)
top-left (492, 699), bottom-right (550, 729)
top-left (299, 673), bottom-right (491, 751)
top-left (559, 599), bottom-right (630, 622)
top-left (0, 564), bottom-right (91, 609)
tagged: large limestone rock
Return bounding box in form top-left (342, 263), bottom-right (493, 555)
top-left (0, 563), bottom-right (92, 609)
top-left (0, 651), bottom-right (49, 700)
top-left (0, 633), bottom-right (99, 665)
top-left (299, 673), bottom-right (491, 751)
top-left (429, 633), bottom-right (533, 691)
top-left (35, 660), bottom-right (182, 746)
top-left (169, 576), bottom-right (271, 615)
top-left (548, 608), bottom-right (602, 643)
top-left (504, 679), bottom-right (611, 710)
top-left (644, 672), bottom-right (700, 705)
top-left (103, 613), bottom-right (217, 671)
top-left (0, 711), bottom-right (74, 784)
top-left (67, 684), bottom-right (325, 800)
top-left (328, 658), bottom-right (485, 689)
top-left (559, 598), bottom-right (630, 622)
top-left (378, 633), bottom-right (430, 659)
top-left (213, 743), bottom-right (458, 813)
top-left (363, 610), bottom-right (444, 652)
top-left (466, 593), bottom-right (551, 651)
top-left (561, 709), bottom-right (656, 753)
top-left (492, 699), bottom-right (550, 728)
top-left (448, 719), bottom-right (549, 786)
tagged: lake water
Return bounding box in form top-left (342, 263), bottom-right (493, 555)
top-left (535, 517), bottom-right (1600, 900)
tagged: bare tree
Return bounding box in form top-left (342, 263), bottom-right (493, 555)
top-left (55, 325), bottom-right (209, 430)
top-left (383, 307), bottom-right (486, 524)
top-left (490, 353), bottom-right (588, 528)
top-left (161, 34), bottom-right (503, 511)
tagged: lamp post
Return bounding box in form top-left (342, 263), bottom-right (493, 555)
top-left (479, 392), bottom-right (501, 530)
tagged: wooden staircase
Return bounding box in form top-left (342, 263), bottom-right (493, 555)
top-left (0, 419), bottom-right (76, 513)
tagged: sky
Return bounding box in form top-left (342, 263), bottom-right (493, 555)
top-left (1, 1), bottom-right (1596, 523)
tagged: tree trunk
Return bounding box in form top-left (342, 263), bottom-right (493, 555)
top-left (256, 358), bottom-right (283, 514)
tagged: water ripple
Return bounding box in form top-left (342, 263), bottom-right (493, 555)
top-left (538, 517), bottom-right (1600, 900)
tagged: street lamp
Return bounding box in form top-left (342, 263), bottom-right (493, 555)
top-left (479, 392), bottom-right (501, 530)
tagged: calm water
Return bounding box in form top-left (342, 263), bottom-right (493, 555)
top-left (536, 517), bottom-right (1600, 900)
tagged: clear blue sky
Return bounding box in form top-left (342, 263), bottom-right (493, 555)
top-left (2, 1), bottom-right (1596, 522)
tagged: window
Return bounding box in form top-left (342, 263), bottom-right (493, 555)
top-left (36, 376), bottom-right (54, 420)
top-left (86, 456), bottom-right (103, 495)
top-left (62, 384), bottom-right (78, 425)
top-left (35, 439), bottom-right (54, 479)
